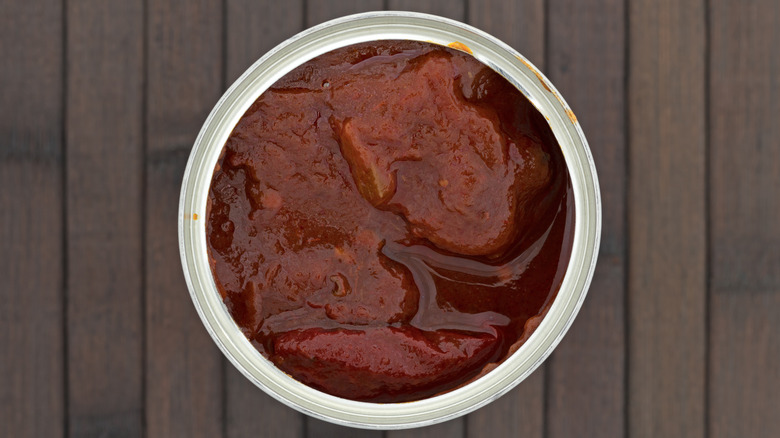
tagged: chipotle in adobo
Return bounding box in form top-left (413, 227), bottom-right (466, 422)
top-left (207, 41), bottom-right (574, 402)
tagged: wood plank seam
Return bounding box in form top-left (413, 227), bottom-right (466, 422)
top-left (63, 3), bottom-right (70, 437)
top-left (623, 0), bottom-right (630, 437)
top-left (141, 0), bottom-right (149, 436)
top-left (703, 1), bottom-right (712, 438)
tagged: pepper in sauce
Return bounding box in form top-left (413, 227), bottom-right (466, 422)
top-left (207, 41), bottom-right (574, 402)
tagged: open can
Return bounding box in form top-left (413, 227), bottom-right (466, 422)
top-left (179, 11), bottom-right (601, 429)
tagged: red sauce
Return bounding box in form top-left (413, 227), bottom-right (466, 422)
top-left (207, 41), bottom-right (574, 402)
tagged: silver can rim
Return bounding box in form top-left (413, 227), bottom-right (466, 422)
top-left (178, 11), bottom-right (601, 430)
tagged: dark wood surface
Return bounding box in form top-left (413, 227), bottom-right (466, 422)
top-left (66, 1), bottom-right (145, 436)
top-left (1, 0), bottom-right (777, 437)
top-left (146, 1), bottom-right (224, 437)
top-left (628, 1), bottom-right (707, 437)
top-left (1, 2), bottom-right (64, 437)
top-left (709, 1), bottom-right (780, 436)
top-left (546, 1), bottom-right (625, 437)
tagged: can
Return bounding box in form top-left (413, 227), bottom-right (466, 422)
top-left (179, 11), bottom-right (601, 429)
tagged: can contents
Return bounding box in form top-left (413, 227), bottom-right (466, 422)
top-left (207, 41), bottom-right (574, 402)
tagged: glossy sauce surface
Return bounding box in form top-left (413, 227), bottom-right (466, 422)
top-left (207, 41), bottom-right (574, 402)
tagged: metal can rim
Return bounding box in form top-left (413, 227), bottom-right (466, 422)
top-left (178, 11), bottom-right (601, 430)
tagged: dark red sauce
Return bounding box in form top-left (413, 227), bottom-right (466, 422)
top-left (207, 41), bottom-right (574, 402)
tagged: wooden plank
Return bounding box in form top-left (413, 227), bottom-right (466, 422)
top-left (387, 0), bottom-right (465, 20)
top-left (224, 1), bottom-right (306, 437)
top-left (628, 1), bottom-right (707, 437)
top-left (226, 365), bottom-right (303, 438)
top-left (65, 1), bottom-right (144, 436)
top-left (307, 420), bottom-right (386, 438)
top-left (146, 0), bottom-right (225, 154)
top-left (388, 421), bottom-right (463, 438)
top-left (545, 1), bottom-right (626, 437)
top-left (709, 0), bottom-right (780, 436)
top-left (0, 1), bottom-right (64, 437)
top-left (468, 0), bottom-right (545, 67)
top-left (465, 372), bottom-right (545, 437)
top-left (305, 0), bottom-right (383, 26)
top-left (710, 294), bottom-right (780, 436)
top-left (465, 2), bottom-right (546, 437)
top-left (385, 2), bottom-right (466, 436)
top-left (145, 0), bottom-right (225, 436)
top-left (226, 0), bottom-right (304, 84)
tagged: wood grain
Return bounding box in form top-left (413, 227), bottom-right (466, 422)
top-left (387, 0), bottom-right (465, 19)
top-left (545, 0), bottom-right (626, 437)
top-left (628, 1), bottom-right (707, 437)
top-left (224, 1), bottom-right (306, 437)
top-left (0, 1), bottom-right (64, 436)
top-left (4, 1), bottom-right (779, 436)
top-left (145, 0), bottom-right (225, 436)
top-left (709, 0), bottom-right (780, 436)
top-left (226, 0), bottom-right (304, 84)
top-left (466, 371), bottom-right (545, 437)
top-left (468, 0), bottom-right (545, 67)
top-left (466, 2), bottom-right (546, 437)
top-left (389, 420), bottom-right (463, 438)
top-left (226, 367), bottom-right (303, 438)
top-left (307, 420), bottom-right (387, 438)
top-left (65, 1), bottom-right (144, 436)
top-left (305, 0), bottom-right (383, 26)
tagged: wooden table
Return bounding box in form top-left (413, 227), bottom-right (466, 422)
top-left (2, 0), bottom-right (777, 436)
